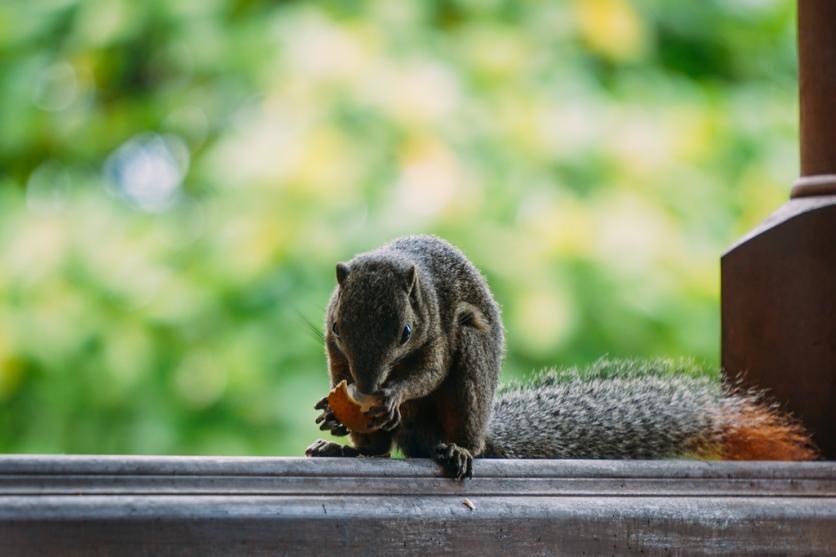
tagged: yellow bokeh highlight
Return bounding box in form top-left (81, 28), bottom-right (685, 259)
top-left (390, 139), bottom-right (479, 223)
top-left (514, 284), bottom-right (577, 355)
top-left (736, 165), bottom-right (790, 236)
top-left (670, 107), bottom-right (716, 163)
top-left (575, 0), bottom-right (646, 62)
top-left (0, 320), bottom-right (23, 400)
top-left (520, 193), bottom-right (595, 258)
top-left (173, 351), bottom-right (228, 410)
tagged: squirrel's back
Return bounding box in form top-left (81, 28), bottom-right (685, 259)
top-left (485, 358), bottom-right (817, 461)
top-left (383, 235), bottom-right (503, 339)
top-left (384, 235), bottom-right (494, 303)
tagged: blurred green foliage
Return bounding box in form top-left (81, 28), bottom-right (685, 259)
top-left (0, 0), bottom-right (799, 455)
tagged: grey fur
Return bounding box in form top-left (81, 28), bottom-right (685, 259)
top-left (485, 358), bottom-right (758, 459)
top-left (307, 235), bottom-right (504, 478)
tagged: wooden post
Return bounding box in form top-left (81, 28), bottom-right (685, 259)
top-left (722, 0), bottom-right (836, 459)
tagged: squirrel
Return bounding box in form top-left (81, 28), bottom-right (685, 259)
top-left (305, 235), bottom-right (817, 478)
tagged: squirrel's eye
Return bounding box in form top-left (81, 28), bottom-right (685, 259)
top-left (331, 322), bottom-right (339, 337)
top-left (400, 324), bottom-right (412, 344)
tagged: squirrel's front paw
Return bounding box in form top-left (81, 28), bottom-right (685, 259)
top-left (434, 443), bottom-right (473, 480)
top-left (305, 439), bottom-right (360, 457)
top-left (314, 396), bottom-right (350, 436)
top-left (365, 387), bottom-right (402, 431)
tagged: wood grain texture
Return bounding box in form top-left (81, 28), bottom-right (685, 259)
top-left (1, 456), bottom-right (835, 556)
top-left (798, 0), bottom-right (836, 177)
top-left (722, 197), bottom-right (836, 459)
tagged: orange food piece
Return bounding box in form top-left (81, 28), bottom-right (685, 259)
top-left (327, 380), bottom-right (380, 434)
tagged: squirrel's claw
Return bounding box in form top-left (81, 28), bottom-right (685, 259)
top-left (365, 387), bottom-right (402, 431)
top-left (368, 406), bottom-right (401, 431)
top-left (331, 424), bottom-right (350, 436)
top-left (365, 388), bottom-right (399, 415)
top-left (315, 405), bottom-right (349, 437)
top-left (434, 443), bottom-right (473, 480)
top-left (306, 439), bottom-right (360, 457)
top-left (314, 396), bottom-right (329, 411)
top-left (318, 415), bottom-right (350, 437)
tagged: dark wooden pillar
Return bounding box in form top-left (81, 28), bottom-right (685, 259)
top-left (722, 0), bottom-right (836, 459)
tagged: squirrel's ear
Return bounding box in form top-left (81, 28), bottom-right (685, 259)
top-left (405, 265), bottom-right (417, 294)
top-left (455, 302), bottom-right (489, 332)
top-left (336, 262), bottom-right (350, 286)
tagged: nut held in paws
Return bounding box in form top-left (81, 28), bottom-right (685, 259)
top-left (327, 380), bottom-right (380, 433)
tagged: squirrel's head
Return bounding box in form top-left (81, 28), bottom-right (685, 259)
top-left (326, 255), bottom-right (426, 395)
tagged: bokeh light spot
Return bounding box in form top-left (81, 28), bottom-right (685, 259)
top-left (104, 133), bottom-right (190, 212)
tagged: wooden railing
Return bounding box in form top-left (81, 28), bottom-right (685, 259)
top-left (1, 455), bottom-right (835, 555)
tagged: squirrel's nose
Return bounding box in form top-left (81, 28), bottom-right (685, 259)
top-left (350, 360), bottom-right (388, 395)
top-left (355, 378), bottom-right (378, 396)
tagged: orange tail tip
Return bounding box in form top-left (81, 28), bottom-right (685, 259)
top-left (719, 402), bottom-right (819, 461)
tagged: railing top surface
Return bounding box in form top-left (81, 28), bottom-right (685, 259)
top-left (1, 454), bottom-right (835, 477)
top-left (3, 454), bottom-right (836, 476)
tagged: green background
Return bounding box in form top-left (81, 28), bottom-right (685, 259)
top-left (0, 0), bottom-right (799, 455)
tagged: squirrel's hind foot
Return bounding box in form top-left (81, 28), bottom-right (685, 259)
top-left (434, 442), bottom-right (473, 480)
top-left (305, 439), bottom-right (360, 457)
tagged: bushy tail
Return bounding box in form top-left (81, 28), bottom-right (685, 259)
top-left (717, 399), bottom-right (817, 461)
top-left (484, 358), bottom-right (817, 461)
